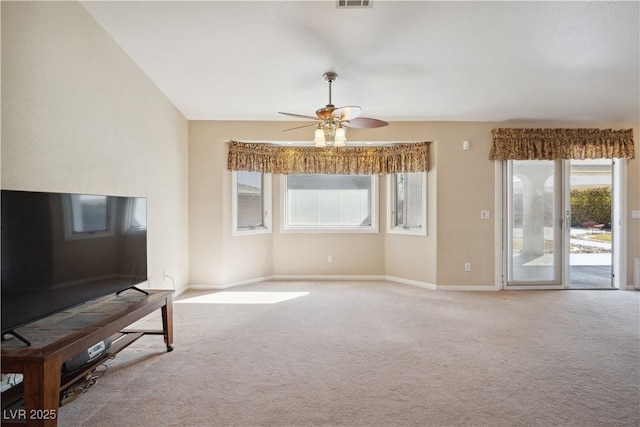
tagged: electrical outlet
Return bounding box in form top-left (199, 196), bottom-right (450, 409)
top-left (464, 262), bottom-right (471, 272)
top-left (480, 210), bottom-right (490, 219)
top-left (327, 255), bottom-right (333, 264)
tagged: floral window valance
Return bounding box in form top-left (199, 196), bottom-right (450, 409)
top-left (489, 128), bottom-right (635, 160)
top-left (227, 141), bottom-right (431, 175)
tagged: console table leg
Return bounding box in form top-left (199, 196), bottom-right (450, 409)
top-left (23, 355), bottom-right (61, 427)
top-left (161, 296), bottom-right (174, 352)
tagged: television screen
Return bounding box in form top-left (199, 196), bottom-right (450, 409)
top-left (1, 190), bottom-right (148, 334)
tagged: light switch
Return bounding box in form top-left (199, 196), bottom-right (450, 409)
top-left (463, 141), bottom-right (470, 151)
top-left (632, 210), bottom-right (640, 219)
top-left (481, 210), bottom-right (490, 219)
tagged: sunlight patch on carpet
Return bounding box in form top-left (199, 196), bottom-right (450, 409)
top-left (175, 292), bottom-right (309, 304)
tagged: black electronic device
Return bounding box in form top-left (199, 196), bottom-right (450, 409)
top-left (62, 336), bottom-right (116, 373)
top-left (1, 190), bottom-right (148, 344)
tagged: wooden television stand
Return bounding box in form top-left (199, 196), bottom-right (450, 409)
top-left (1, 289), bottom-right (174, 427)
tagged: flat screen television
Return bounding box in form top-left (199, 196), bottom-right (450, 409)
top-left (1, 190), bottom-right (148, 340)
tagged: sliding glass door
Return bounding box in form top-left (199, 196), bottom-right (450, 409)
top-left (506, 160), bottom-right (563, 288)
top-left (505, 159), bottom-right (616, 289)
top-left (568, 159), bottom-right (613, 289)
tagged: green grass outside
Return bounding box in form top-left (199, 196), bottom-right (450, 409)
top-left (589, 233), bottom-right (612, 242)
top-left (512, 232), bottom-right (611, 252)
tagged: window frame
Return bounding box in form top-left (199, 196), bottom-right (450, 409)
top-left (281, 174), bottom-right (379, 234)
top-left (232, 171), bottom-right (272, 236)
top-left (386, 172), bottom-right (427, 236)
top-left (123, 197), bottom-right (147, 234)
top-left (62, 194), bottom-right (116, 240)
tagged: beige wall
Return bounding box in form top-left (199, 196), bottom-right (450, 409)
top-left (3, 2), bottom-right (637, 291)
top-left (188, 121), bottom-right (389, 287)
top-left (189, 121), bottom-right (274, 286)
top-left (272, 172), bottom-right (385, 278)
top-left (1, 2), bottom-right (190, 292)
top-left (189, 121), bottom-right (639, 289)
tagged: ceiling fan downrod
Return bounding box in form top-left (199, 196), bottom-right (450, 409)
top-left (323, 72), bottom-right (337, 108)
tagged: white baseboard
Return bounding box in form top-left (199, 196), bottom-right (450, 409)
top-left (187, 275), bottom-right (499, 292)
top-left (385, 275), bottom-right (437, 290)
top-left (189, 276), bottom-right (275, 290)
top-left (385, 276), bottom-right (498, 291)
top-left (271, 274), bottom-right (387, 282)
top-left (189, 275), bottom-right (388, 291)
top-left (434, 284), bottom-right (500, 291)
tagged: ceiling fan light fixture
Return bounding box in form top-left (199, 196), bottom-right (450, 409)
top-left (314, 126), bottom-right (327, 147)
top-left (334, 126), bottom-right (347, 147)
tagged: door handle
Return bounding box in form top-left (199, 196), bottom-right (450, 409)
top-left (565, 210), bottom-right (571, 233)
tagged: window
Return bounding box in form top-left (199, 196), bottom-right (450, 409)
top-left (232, 171), bottom-right (271, 235)
top-left (123, 197), bottom-right (147, 233)
top-left (283, 174), bottom-right (378, 233)
top-left (63, 194), bottom-right (115, 240)
top-left (387, 172), bottom-right (427, 236)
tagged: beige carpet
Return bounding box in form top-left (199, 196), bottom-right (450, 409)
top-left (60, 281), bottom-right (640, 426)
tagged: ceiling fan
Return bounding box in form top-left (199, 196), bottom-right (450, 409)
top-left (279, 72), bottom-right (388, 147)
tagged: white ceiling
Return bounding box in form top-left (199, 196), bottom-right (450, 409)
top-left (81, 1), bottom-right (640, 123)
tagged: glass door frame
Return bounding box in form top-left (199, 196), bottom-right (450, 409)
top-left (563, 159), bottom-right (615, 289)
top-left (500, 159), bottom-right (626, 290)
top-left (561, 160), bottom-right (570, 288)
top-left (612, 159), bottom-right (624, 289)
top-left (503, 160), bottom-right (564, 290)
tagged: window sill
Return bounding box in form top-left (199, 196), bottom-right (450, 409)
top-left (281, 226), bottom-right (378, 234)
top-left (386, 227), bottom-right (427, 236)
top-left (233, 227), bottom-right (271, 236)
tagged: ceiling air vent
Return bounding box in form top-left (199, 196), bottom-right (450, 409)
top-left (337, 0), bottom-right (372, 8)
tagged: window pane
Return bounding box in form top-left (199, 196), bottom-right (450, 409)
top-left (394, 174), bottom-right (405, 226)
top-left (287, 175), bottom-right (372, 227)
top-left (404, 173), bottom-right (423, 228)
top-left (129, 198), bottom-right (147, 230)
top-left (237, 171), bottom-right (264, 228)
top-left (510, 160), bottom-right (557, 282)
top-left (394, 173), bottom-right (423, 228)
top-left (70, 195), bottom-right (108, 233)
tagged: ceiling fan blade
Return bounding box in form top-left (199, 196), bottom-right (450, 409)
top-left (282, 122), bottom-right (319, 132)
top-left (333, 106), bottom-right (362, 121)
top-left (278, 112), bottom-right (319, 120)
top-left (345, 117), bottom-right (389, 129)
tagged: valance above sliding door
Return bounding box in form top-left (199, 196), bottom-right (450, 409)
top-left (227, 141), bottom-right (431, 175)
top-left (489, 128), bottom-right (635, 160)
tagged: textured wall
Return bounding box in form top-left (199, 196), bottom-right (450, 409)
top-left (1, 1), bottom-right (190, 292)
